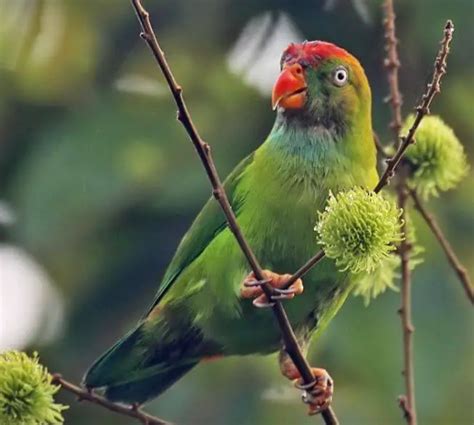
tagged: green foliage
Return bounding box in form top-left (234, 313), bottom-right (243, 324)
top-left (351, 208), bottom-right (425, 305)
top-left (403, 114), bottom-right (469, 199)
top-left (352, 253), bottom-right (400, 305)
top-left (315, 188), bottom-right (403, 274)
top-left (0, 351), bottom-right (67, 425)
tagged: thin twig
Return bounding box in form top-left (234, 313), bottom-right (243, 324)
top-left (409, 189), bottom-right (474, 303)
top-left (383, 2), bottom-right (418, 423)
top-left (374, 20), bottom-right (454, 193)
top-left (383, 0), bottom-right (403, 147)
top-left (282, 251), bottom-right (326, 290)
top-left (396, 187), bottom-right (417, 425)
top-left (52, 374), bottom-right (171, 425)
top-left (373, 131), bottom-right (390, 159)
top-left (130, 1), bottom-right (338, 423)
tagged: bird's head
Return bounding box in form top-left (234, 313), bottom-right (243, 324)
top-left (272, 41), bottom-right (371, 136)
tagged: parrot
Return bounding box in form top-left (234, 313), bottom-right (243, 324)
top-left (84, 40), bottom-right (378, 413)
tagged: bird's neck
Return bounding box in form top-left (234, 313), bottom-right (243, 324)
top-left (262, 111), bottom-right (378, 192)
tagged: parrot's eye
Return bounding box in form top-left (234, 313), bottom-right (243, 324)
top-left (332, 66), bottom-right (349, 87)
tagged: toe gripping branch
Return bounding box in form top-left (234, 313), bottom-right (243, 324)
top-left (297, 373), bottom-right (334, 415)
top-left (243, 278), bottom-right (300, 308)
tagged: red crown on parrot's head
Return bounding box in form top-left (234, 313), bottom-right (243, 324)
top-left (280, 40), bottom-right (352, 68)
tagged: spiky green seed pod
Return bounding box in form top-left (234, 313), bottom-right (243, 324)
top-left (0, 351), bottom-right (67, 425)
top-left (315, 187), bottom-right (403, 274)
top-left (403, 114), bottom-right (469, 199)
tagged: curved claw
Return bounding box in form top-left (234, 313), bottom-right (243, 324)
top-left (294, 380), bottom-right (318, 391)
top-left (252, 299), bottom-right (275, 308)
top-left (241, 270), bottom-right (303, 308)
top-left (243, 278), bottom-right (271, 288)
top-left (270, 293), bottom-right (296, 301)
top-left (273, 287), bottom-right (298, 295)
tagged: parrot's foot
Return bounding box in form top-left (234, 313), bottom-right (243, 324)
top-left (240, 270), bottom-right (303, 308)
top-left (281, 359), bottom-right (333, 415)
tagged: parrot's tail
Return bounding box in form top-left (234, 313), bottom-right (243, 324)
top-left (83, 323), bottom-right (201, 404)
top-left (103, 362), bottom-right (197, 404)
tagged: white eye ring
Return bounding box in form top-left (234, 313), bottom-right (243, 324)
top-left (333, 66), bottom-right (349, 87)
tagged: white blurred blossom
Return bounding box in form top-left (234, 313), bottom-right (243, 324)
top-left (227, 11), bottom-right (303, 96)
top-left (0, 0), bottom-right (65, 70)
top-left (114, 74), bottom-right (167, 97)
top-left (0, 244), bottom-right (64, 350)
top-left (324, 0), bottom-right (372, 25)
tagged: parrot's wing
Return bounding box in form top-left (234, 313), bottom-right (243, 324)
top-left (145, 152), bottom-right (255, 314)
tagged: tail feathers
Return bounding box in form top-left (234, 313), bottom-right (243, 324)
top-left (83, 327), bottom-right (143, 389)
top-left (104, 362), bottom-right (198, 404)
top-left (83, 323), bottom-right (202, 404)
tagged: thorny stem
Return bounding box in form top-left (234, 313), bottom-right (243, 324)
top-left (383, 0), bottom-right (403, 147)
top-left (396, 188), bottom-right (417, 425)
top-left (383, 2), bottom-right (416, 423)
top-left (374, 19), bottom-right (454, 193)
top-left (52, 374), bottom-right (171, 425)
top-left (130, 1), bottom-right (338, 423)
top-left (409, 189), bottom-right (474, 303)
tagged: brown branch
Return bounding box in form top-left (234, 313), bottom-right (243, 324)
top-left (383, 0), bottom-right (403, 146)
top-left (373, 131), bottom-right (390, 159)
top-left (409, 189), bottom-right (474, 303)
top-left (374, 20), bottom-right (454, 193)
top-left (51, 374), bottom-right (171, 425)
top-left (282, 250), bottom-right (326, 290)
top-left (396, 187), bottom-right (417, 425)
top-left (130, 1), bottom-right (338, 423)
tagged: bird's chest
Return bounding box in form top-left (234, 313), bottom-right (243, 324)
top-left (235, 161), bottom-right (352, 330)
top-left (240, 165), bottom-right (329, 272)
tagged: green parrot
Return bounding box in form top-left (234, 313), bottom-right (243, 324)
top-left (84, 40), bottom-right (378, 413)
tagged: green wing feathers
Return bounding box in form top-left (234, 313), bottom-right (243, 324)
top-left (145, 153), bottom-right (254, 312)
top-left (83, 317), bottom-right (214, 403)
top-left (83, 154), bottom-right (254, 403)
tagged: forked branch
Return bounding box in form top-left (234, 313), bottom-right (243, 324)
top-left (52, 375), bottom-right (171, 425)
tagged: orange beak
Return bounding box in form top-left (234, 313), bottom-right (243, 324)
top-left (272, 63), bottom-right (307, 110)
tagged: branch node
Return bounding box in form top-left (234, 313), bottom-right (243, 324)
top-left (398, 395), bottom-right (413, 422)
top-left (140, 32), bottom-right (151, 42)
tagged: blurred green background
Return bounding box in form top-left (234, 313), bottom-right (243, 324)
top-left (0, 0), bottom-right (473, 424)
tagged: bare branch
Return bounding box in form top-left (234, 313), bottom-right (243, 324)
top-left (383, 0), bottom-right (403, 146)
top-left (130, 1), bottom-right (338, 422)
top-left (396, 187), bottom-right (417, 425)
top-left (282, 251), bottom-right (326, 290)
top-left (374, 20), bottom-right (454, 193)
top-left (374, 131), bottom-right (390, 159)
top-left (52, 374), bottom-right (171, 425)
top-left (409, 189), bottom-right (474, 303)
